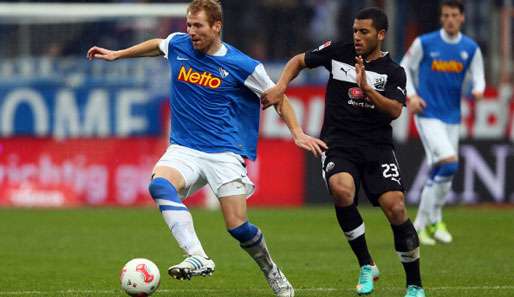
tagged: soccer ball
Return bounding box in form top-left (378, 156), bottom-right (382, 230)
top-left (120, 258), bottom-right (160, 297)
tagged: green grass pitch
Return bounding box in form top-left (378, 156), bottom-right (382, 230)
top-left (1, 206), bottom-right (513, 296)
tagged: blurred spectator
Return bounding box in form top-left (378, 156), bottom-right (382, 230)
top-left (223, 0), bottom-right (313, 61)
top-left (308, 0), bottom-right (340, 44)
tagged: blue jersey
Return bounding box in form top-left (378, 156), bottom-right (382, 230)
top-left (159, 33), bottom-right (274, 160)
top-left (401, 30), bottom-right (485, 124)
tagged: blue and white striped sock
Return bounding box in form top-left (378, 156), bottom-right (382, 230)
top-left (431, 162), bottom-right (458, 223)
top-left (229, 221), bottom-right (276, 275)
top-left (149, 177), bottom-right (207, 258)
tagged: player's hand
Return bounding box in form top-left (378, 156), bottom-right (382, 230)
top-left (355, 56), bottom-right (371, 92)
top-left (261, 84), bottom-right (286, 110)
top-left (472, 90), bottom-right (484, 101)
top-left (87, 46), bottom-right (119, 61)
top-left (293, 132), bottom-right (328, 158)
top-left (408, 95), bottom-right (426, 114)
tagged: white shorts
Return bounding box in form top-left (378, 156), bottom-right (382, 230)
top-left (154, 144), bottom-right (255, 199)
top-left (415, 116), bottom-right (460, 166)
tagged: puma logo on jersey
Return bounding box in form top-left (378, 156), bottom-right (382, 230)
top-left (177, 66), bottom-right (222, 89)
top-left (391, 177), bottom-right (401, 185)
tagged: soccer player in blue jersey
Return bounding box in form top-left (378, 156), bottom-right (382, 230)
top-left (400, 0), bottom-right (485, 246)
top-left (87, 1), bottom-right (326, 296)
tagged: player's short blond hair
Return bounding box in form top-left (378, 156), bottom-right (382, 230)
top-left (187, 0), bottom-right (223, 26)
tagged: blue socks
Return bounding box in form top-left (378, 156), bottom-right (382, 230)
top-left (228, 221), bottom-right (263, 248)
top-left (229, 221), bottom-right (275, 275)
top-left (430, 162), bottom-right (458, 183)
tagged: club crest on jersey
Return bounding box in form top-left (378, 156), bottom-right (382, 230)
top-left (219, 67), bottom-right (229, 78)
top-left (373, 77), bottom-right (386, 90)
top-left (177, 65), bottom-right (222, 89)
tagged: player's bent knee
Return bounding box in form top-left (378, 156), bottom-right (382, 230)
top-left (224, 213), bottom-right (247, 229)
top-left (330, 185), bottom-right (354, 205)
top-left (382, 196), bottom-right (407, 223)
top-left (388, 201), bottom-right (406, 219)
top-left (148, 177), bottom-right (180, 203)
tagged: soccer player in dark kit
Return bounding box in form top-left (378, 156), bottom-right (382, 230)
top-left (262, 7), bottom-right (425, 297)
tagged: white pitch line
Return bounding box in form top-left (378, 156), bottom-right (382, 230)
top-left (1, 286), bottom-right (513, 295)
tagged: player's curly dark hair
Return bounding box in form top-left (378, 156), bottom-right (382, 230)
top-left (187, 0), bottom-right (223, 26)
top-left (355, 7), bottom-right (388, 32)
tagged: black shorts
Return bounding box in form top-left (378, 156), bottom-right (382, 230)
top-left (321, 146), bottom-right (405, 206)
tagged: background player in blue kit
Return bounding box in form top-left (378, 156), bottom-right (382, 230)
top-left (400, 0), bottom-right (485, 246)
top-left (87, 1), bottom-right (326, 296)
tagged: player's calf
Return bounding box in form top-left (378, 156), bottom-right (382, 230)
top-left (392, 219), bottom-right (423, 290)
top-left (228, 221), bottom-right (294, 297)
top-left (430, 162), bottom-right (458, 242)
top-left (228, 221), bottom-right (274, 273)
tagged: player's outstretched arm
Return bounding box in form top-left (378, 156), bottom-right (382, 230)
top-left (261, 53), bottom-right (307, 109)
top-left (469, 47), bottom-right (485, 101)
top-left (87, 39), bottom-right (163, 61)
top-left (275, 96), bottom-right (327, 157)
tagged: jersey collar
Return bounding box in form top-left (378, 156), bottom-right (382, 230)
top-left (365, 51), bottom-right (389, 64)
top-left (210, 43), bottom-right (228, 56)
top-left (440, 28), bottom-right (462, 44)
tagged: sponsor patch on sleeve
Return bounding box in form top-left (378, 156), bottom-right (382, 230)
top-left (314, 40), bottom-right (332, 52)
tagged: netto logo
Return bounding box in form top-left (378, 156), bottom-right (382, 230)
top-left (431, 60), bottom-right (463, 73)
top-left (177, 66), bottom-right (222, 89)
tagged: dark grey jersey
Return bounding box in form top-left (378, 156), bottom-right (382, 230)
top-left (305, 41), bottom-right (406, 148)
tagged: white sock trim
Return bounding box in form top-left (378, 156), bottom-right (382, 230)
top-left (397, 247), bottom-right (420, 263)
top-left (156, 199), bottom-right (186, 208)
top-left (344, 223), bottom-right (365, 241)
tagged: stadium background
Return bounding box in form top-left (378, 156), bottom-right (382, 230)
top-left (0, 1), bottom-right (513, 297)
top-left (0, 0), bottom-right (511, 208)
